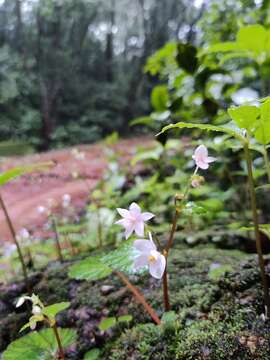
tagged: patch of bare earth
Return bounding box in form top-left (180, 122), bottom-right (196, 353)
top-left (0, 137), bottom-right (153, 243)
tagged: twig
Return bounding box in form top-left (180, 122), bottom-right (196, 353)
top-left (0, 192), bottom-right (30, 292)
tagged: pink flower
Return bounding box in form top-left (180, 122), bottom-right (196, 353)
top-left (133, 233), bottom-right (166, 279)
top-left (115, 202), bottom-right (154, 239)
top-left (192, 145), bottom-right (216, 170)
top-left (62, 193), bottom-right (71, 208)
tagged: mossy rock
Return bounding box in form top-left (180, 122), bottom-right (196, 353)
top-left (1, 245), bottom-right (270, 359)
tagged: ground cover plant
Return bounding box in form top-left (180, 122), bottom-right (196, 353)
top-left (1, 2), bottom-right (270, 359)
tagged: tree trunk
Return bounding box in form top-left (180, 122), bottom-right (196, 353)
top-left (105, 0), bottom-right (115, 82)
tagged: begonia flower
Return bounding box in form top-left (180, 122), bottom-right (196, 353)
top-left (115, 202), bottom-right (154, 239)
top-left (62, 193), bottom-right (71, 208)
top-left (192, 145), bottom-right (216, 170)
top-left (133, 233), bottom-right (166, 279)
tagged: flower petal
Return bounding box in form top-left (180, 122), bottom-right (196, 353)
top-left (16, 297), bottom-right (25, 308)
top-left (134, 255), bottom-right (148, 270)
top-left (129, 202), bottom-right (141, 215)
top-left (116, 208), bottom-right (131, 218)
top-left (206, 156), bottom-right (217, 163)
top-left (149, 253), bottom-right (166, 279)
top-left (115, 219), bottom-right (127, 226)
top-left (135, 221), bottom-right (144, 237)
top-left (197, 160), bottom-right (209, 170)
top-left (194, 144), bottom-right (208, 158)
top-left (134, 239), bottom-right (156, 254)
top-left (125, 224), bottom-right (135, 239)
top-left (142, 212), bottom-right (155, 221)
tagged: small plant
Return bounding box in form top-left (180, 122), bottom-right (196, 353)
top-left (115, 146), bottom-right (216, 311)
top-left (158, 96), bottom-right (270, 316)
top-left (16, 228), bottom-right (34, 268)
top-left (7, 294), bottom-right (73, 360)
top-left (98, 314), bottom-right (133, 331)
top-left (37, 201), bottom-right (64, 262)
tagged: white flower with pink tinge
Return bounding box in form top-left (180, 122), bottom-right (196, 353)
top-left (133, 233), bottom-right (166, 279)
top-left (192, 145), bottom-right (216, 170)
top-left (115, 202), bottom-right (154, 239)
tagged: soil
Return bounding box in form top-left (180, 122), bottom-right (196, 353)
top-left (0, 137), bottom-right (153, 243)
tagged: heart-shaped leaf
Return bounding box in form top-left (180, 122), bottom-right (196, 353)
top-left (68, 256), bottom-right (112, 281)
top-left (3, 328), bottom-right (76, 360)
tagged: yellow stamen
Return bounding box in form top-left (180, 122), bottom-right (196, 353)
top-left (148, 255), bottom-right (156, 263)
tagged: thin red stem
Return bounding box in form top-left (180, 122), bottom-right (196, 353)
top-left (115, 271), bottom-right (161, 325)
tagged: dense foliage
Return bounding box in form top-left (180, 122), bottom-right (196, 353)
top-left (0, 0), bottom-right (209, 149)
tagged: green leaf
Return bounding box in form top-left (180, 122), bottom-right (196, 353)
top-left (3, 328), bottom-right (76, 360)
top-left (43, 302), bottom-right (70, 319)
top-left (84, 349), bottom-right (101, 360)
top-left (19, 322), bottom-right (31, 333)
top-left (118, 315), bottom-right (133, 323)
top-left (209, 42), bottom-right (239, 53)
top-left (206, 42), bottom-right (239, 53)
top-left (130, 116), bottom-right (154, 127)
top-left (57, 223), bottom-right (86, 234)
top-left (183, 202), bottom-right (207, 216)
top-left (228, 105), bottom-right (260, 132)
top-left (69, 240), bottom-right (137, 282)
top-left (157, 121), bottom-right (245, 142)
top-left (176, 43), bottom-right (198, 74)
top-left (256, 184), bottom-right (270, 191)
top-left (101, 239), bottom-right (136, 274)
top-left (144, 42), bottom-right (177, 76)
top-left (98, 317), bottom-right (116, 331)
top-left (151, 86), bottom-right (169, 111)
top-left (199, 198), bottom-right (224, 212)
top-left (131, 144), bottom-right (163, 165)
top-left (68, 256), bottom-right (113, 281)
top-left (0, 162), bottom-right (52, 186)
top-left (236, 25), bottom-right (268, 54)
top-left (255, 98), bottom-right (270, 145)
top-left (240, 224), bottom-right (270, 239)
top-left (218, 52), bottom-right (251, 66)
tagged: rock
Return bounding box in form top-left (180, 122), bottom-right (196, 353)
top-left (100, 285), bottom-right (114, 295)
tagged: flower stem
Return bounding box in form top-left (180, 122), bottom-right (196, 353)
top-left (51, 216), bottom-right (64, 262)
top-left (97, 209), bottom-right (103, 248)
top-left (165, 207), bottom-right (180, 253)
top-left (52, 323), bottom-right (65, 360)
top-left (244, 143), bottom-right (270, 316)
top-left (115, 271), bottom-right (161, 325)
top-left (262, 145), bottom-right (270, 183)
top-left (162, 262), bottom-right (170, 311)
top-left (162, 207), bottom-right (180, 312)
top-left (0, 192), bottom-right (30, 292)
top-left (162, 168), bottom-right (198, 312)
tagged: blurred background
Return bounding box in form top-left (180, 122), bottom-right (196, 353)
top-left (0, 0), bottom-right (269, 152)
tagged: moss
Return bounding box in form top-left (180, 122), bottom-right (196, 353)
top-left (106, 323), bottom-right (176, 360)
top-left (33, 262), bottom-right (70, 303)
top-left (0, 312), bottom-right (28, 351)
top-left (102, 247), bottom-right (270, 359)
top-left (1, 245), bottom-right (270, 359)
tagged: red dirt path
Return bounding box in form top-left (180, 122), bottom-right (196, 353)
top-left (0, 137), bottom-right (153, 244)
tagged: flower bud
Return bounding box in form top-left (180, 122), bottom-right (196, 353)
top-left (191, 175), bottom-right (205, 188)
